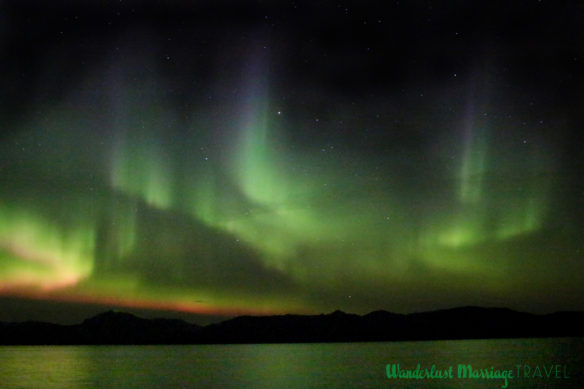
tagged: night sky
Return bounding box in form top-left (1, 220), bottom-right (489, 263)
top-left (1, 0), bottom-right (583, 324)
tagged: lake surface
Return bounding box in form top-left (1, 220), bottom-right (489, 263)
top-left (1, 338), bottom-right (582, 388)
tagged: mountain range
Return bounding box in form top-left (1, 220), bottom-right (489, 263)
top-left (1, 306), bottom-right (583, 345)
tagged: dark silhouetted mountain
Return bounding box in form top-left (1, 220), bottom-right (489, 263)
top-left (0, 311), bottom-right (201, 345)
top-left (192, 306), bottom-right (584, 344)
top-left (77, 310), bottom-right (201, 344)
top-left (195, 310), bottom-right (363, 343)
top-left (0, 307), bottom-right (583, 345)
top-left (0, 320), bottom-right (77, 345)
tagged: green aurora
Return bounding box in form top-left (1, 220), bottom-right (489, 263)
top-left (1, 62), bottom-right (579, 318)
top-left (0, 1), bottom-right (583, 322)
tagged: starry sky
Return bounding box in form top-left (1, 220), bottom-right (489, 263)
top-left (0, 0), bottom-right (583, 324)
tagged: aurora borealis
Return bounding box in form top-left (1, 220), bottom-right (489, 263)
top-left (1, 0), bottom-right (583, 323)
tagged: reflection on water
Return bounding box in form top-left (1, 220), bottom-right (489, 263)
top-left (0, 338), bottom-right (582, 388)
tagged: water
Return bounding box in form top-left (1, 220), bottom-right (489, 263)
top-left (0, 338), bottom-right (582, 388)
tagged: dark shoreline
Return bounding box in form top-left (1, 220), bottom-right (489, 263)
top-left (1, 306), bottom-right (583, 346)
